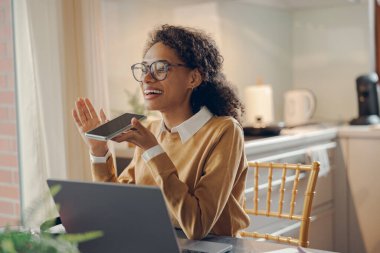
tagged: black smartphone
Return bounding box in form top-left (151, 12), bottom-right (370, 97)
top-left (85, 112), bottom-right (146, 141)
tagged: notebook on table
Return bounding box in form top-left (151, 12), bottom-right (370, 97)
top-left (47, 179), bottom-right (232, 253)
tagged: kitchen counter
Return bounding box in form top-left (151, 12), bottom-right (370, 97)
top-left (336, 124), bottom-right (380, 253)
top-left (244, 126), bottom-right (338, 161)
top-left (338, 124), bottom-right (380, 138)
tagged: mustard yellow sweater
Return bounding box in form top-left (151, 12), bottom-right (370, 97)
top-left (91, 116), bottom-right (250, 239)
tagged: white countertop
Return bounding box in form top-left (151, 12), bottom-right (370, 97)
top-left (115, 125), bottom-right (344, 159)
top-left (338, 124), bottom-right (380, 138)
top-left (244, 126), bottom-right (338, 158)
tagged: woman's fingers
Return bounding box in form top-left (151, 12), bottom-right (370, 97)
top-left (75, 100), bottom-right (87, 124)
top-left (80, 99), bottom-right (92, 121)
top-left (111, 136), bottom-right (124, 143)
top-left (85, 98), bottom-right (98, 119)
top-left (112, 130), bottom-right (135, 143)
top-left (113, 118), bottom-right (145, 142)
top-left (100, 108), bottom-right (107, 123)
top-left (72, 109), bottom-right (83, 127)
top-left (75, 97), bottom-right (104, 126)
top-left (112, 119), bottom-right (158, 150)
top-left (131, 117), bottom-right (146, 134)
top-left (72, 98), bottom-right (111, 153)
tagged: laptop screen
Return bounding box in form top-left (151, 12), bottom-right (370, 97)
top-left (47, 179), bottom-right (180, 253)
top-left (47, 179), bottom-right (232, 253)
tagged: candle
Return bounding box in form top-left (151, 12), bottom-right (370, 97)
top-left (244, 84), bottom-right (274, 126)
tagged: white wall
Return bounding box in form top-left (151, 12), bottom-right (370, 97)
top-left (102, 0), bottom-right (293, 121)
top-left (292, 3), bottom-right (370, 122)
top-left (218, 2), bottom-right (293, 121)
top-left (102, 0), bottom-right (172, 115)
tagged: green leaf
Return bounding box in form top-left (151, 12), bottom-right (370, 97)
top-left (1, 239), bottom-right (17, 253)
top-left (125, 88), bottom-right (146, 115)
top-left (58, 230), bottom-right (104, 244)
top-left (49, 184), bottom-right (62, 197)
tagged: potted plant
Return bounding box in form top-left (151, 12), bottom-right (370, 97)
top-left (0, 227), bottom-right (102, 253)
top-left (0, 185), bottom-right (102, 253)
top-left (125, 88), bottom-right (147, 115)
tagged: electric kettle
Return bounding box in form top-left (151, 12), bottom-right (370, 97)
top-left (284, 89), bottom-right (316, 126)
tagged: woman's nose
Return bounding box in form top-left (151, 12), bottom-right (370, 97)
top-left (142, 69), bottom-right (155, 83)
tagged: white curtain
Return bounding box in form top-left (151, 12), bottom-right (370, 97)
top-left (61, 0), bottom-right (111, 181)
top-left (13, 0), bottom-right (67, 227)
top-left (13, 0), bottom-right (110, 227)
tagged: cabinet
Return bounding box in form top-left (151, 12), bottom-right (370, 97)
top-left (336, 126), bottom-right (380, 253)
top-left (244, 128), bottom-right (337, 251)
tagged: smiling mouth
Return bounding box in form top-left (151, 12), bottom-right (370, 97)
top-left (144, 89), bottom-right (163, 95)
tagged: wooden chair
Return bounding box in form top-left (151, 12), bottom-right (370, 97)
top-left (240, 161), bottom-right (320, 247)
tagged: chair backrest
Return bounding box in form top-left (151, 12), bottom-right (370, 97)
top-left (240, 161), bottom-right (320, 247)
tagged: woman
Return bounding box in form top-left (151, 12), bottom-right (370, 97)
top-left (72, 25), bottom-right (250, 240)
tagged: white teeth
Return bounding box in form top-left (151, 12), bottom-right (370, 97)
top-left (144, 89), bottom-right (163, 95)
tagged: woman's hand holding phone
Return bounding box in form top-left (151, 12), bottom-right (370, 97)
top-left (112, 118), bottom-right (159, 151)
top-left (72, 98), bottom-right (109, 156)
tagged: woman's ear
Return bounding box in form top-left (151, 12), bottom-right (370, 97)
top-left (189, 69), bottom-right (202, 89)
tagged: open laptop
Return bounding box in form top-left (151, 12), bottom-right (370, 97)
top-left (47, 179), bottom-right (232, 253)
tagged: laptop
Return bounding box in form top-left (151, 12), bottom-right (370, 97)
top-left (47, 179), bottom-right (233, 253)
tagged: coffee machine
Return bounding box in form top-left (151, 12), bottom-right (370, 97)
top-left (350, 73), bottom-right (380, 125)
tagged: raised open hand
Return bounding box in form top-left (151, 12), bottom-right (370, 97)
top-left (72, 98), bottom-right (109, 156)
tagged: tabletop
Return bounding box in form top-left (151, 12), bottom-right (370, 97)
top-left (176, 229), bottom-right (337, 253)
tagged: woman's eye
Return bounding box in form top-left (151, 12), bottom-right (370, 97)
top-left (140, 65), bottom-right (148, 73)
top-left (157, 67), bottom-right (166, 73)
top-left (155, 64), bottom-right (166, 73)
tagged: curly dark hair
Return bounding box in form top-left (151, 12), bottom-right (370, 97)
top-left (143, 24), bottom-right (245, 124)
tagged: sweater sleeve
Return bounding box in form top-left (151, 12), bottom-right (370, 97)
top-left (91, 121), bottom-right (156, 184)
top-left (91, 155), bottom-right (118, 182)
top-left (145, 121), bottom-right (245, 240)
top-left (91, 151), bottom-right (136, 184)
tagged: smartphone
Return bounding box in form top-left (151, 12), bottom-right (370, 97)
top-left (85, 112), bottom-right (146, 141)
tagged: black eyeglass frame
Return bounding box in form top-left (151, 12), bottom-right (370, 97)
top-left (130, 60), bottom-right (188, 82)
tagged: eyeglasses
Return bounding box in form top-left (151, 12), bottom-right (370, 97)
top-left (131, 60), bottom-right (187, 82)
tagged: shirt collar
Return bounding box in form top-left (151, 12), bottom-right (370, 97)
top-left (159, 107), bottom-right (213, 143)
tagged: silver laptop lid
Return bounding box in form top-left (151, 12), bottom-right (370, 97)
top-left (47, 179), bottom-right (180, 253)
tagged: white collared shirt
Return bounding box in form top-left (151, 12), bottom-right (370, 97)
top-left (142, 107), bottom-right (213, 162)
